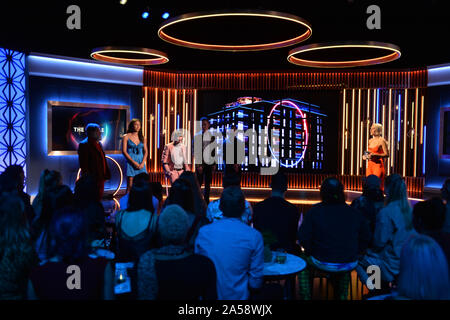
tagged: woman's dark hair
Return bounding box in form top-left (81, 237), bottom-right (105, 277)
top-left (165, 178), bottom-right (194, 214)
top-left (150, 182), bottom-right (163, 203)
top-left (320, 177), bottom-right (346, 204)
top-left (0, 164), bottom-right (25, 193)
top-left (32, 185), bottom-right (74, 237)
top-left (47, 206), bottom-right (90, 264)
top-left (179, 171), bottom-right (207, 216)
top-left (127, 118), bottom-right (144, 143)
top-left (74, 174), bottom-right (98, 205)
top-left (219, 186), bottom-right (245, 218)
top-left (413, 197), bottom-right (446, 233)
top-left (127, 180), bottom-right (154, 213)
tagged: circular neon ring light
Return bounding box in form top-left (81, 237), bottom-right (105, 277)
top-left (158, 10), bottom-right (312, 51)
top-left (91, 47), bottom-right (169, 65)
top-left (287, 41), bottom-right (401, 68)
top-left (76, 156), bottom-right (123, 197)
top-left (267, 100), bottom-right (309, 168)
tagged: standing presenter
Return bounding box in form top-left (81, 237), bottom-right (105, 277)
top-left (122, 119), bottom-right (147, 194)
top-left (363, 123), bottom-right (389, 187)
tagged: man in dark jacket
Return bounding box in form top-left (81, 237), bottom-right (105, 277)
top-left (78, 123), bottom-right (111, 201)
top-left (297, 177), bottom-right (371, 300)
top-left (253, 171), bottom-right (300, 254)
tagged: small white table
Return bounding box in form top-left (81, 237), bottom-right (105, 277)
top-left (264, 252), bottom-right (307, 277)
top-left (263, 252), bottom-right (307, 299)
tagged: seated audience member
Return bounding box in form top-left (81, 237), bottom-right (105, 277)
top-left (206, 172), bottom-right (253, 225)
top-left (0, 195), bottom-right (38, 299)
top-left (179, 171), bottom-right (208, 217)
top-left (442, 178), bottom-right (450, 233)
top-left (32, 185), bottom-right (73, 261)
top-left (138, 205), bottom-right (217, 300)
top-left (150, 182), bottom-right (164, 215)
top-left (0, 164), bottom-right (35, 223)
top-left (28, 207), bottom-right (114, 300)
top-left (115, 179), bottom-right (158, 262)
top-left (412, 198), bottom-right (450, 269)
top-left (119, 173), bottom-right (159, 214)
top-left (384, 234), bottom-right (449, 300)
top-left (74, 174), bottom-right (107, 242)
top-left (163, 178), bottom-right (209, 251)
top-left (297, 178), bottom-right (371, 300)
top-left (32, 169), bottom-right (62, 223)
top-left (351, 174), bottom-right (385, 241)
top-left (253, 171), bottom-right (300, 255)
top-left (195, 186), bottom-right (264, 300)
top-left (356, 174), bottom-right (416, 293)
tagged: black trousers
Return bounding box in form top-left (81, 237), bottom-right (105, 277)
top-left (196, 164), bottom-right (213, 203)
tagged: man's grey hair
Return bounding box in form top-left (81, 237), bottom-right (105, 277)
top-left (158, 204), bottom-right (190, 245)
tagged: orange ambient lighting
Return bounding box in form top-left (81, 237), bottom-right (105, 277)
top-left (158, 10), bottom-right (312, 51)
top-left (287, 42), bottom-right (401, 68)
top-left (91, 47), bottom-right (169, 65)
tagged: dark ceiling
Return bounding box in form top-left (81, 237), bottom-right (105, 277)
top-left (1, 0), bottom-right (449, 72)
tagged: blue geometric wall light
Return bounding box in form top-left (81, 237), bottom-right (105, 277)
top-left (0, 48), bottom-right (26, 175)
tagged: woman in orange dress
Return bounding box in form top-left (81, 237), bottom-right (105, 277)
top-left (363, 123), bottom-right (389, 187)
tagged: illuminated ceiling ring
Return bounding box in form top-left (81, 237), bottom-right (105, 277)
top-left (158, 10), bottom-right (312, 51)
top-left (267, 100), bottom-right (309, 168)
top-left (76, 156), bottom-right (123, 197)
top-left (91, 47), bottom-right (169, 65)
top-left (287, 41), bottom-right (401, 68)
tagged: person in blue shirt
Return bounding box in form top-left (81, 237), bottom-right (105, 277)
top-left (195, 186), bottom-right (264, 300)
top-left (122, 119), bottom-right (148, 194)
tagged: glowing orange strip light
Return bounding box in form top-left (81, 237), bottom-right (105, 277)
top-left (414, 89), bottom-right (419, 176)
top-left (158, 10), bottom-right (312, 51)
top-left (420, 96), bottom-right (424, 144)
top-left (288, 42), bottom-right (401, 68)
top-left (357, 89), bottom-right (361, 173)
top-left (91, 47), bottom-right (169, 65)
top-left (351, 89), bottom-right (355, 175)
top-left (341, 89), bottom-right (346, 175)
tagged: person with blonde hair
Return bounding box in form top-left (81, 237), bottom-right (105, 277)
top-left (396, 234), bottom-right (450, 299)
top-left (356, 174), bottom-right (416, 294)
top-left (363, 123), bottom-right (389, 187)
top-left (161, 130), bottom-right (190, 184)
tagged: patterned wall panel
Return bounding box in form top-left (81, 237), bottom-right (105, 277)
top-left (0, 48), bottom-right (26, 174)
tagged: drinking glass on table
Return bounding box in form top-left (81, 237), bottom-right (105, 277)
top-left (274, 249), bottom-right (287, 264)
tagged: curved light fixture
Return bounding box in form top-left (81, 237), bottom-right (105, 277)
top-left (267, 100), bottom-right (309, 168)
top-left (91, 47), bottom-right (169, 65)
top-left (158, 10), bottom-right (312, 51)
top-left (287, 41), bottom-right (401, 68)
top-left (76, 156), bottom-right (124, 197)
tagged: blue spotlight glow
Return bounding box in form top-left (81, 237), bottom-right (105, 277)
top-left (142, 11), bottom-right (149, 19)
top-left (162, 12), bottom-right (170, 19)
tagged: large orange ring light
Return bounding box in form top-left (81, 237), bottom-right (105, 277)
top-left (287, 41), bottom-right (401, 68)
top-left (76, 156), bottom-right (123, 197)
top-left (158, 10), bottom-right (312, 51)
top-left (91, 47), bottom-right (169, 65)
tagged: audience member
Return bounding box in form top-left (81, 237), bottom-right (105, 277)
top-left (115, 179), bottom-right (158, 262)
top-left (119, 173), bottom-right (159, 214)
top-left (31, 169), bottom-right (62, 223)
top-left (0, 164), bottom-right (35, 223)
top-left (32, 184), bottom-right (73, 261)
top-left (195, 186), bottom-right (264, 300)
top-left (74, 174), bottom-right (107, 242)
top-left (206, 172), bottom-right (253, 225)
top-left (28, 206), bottom-right (114, 300)
top-left (391, 234), bottom-right (449, 299)
top-left (163, 178), bottom-right (209, 251)
top-left (0, 195), bottom-right (38, 299)
top-left (138, 205), bottom-right (217, 300)
top-left (356, 174), bottom-right (416, 292)
top-left (442, 178), bottom-right (450, 233)
top-left (351, 174), bottom-right (385, 241)
top-left (297, 177), bottom-right (371, 300)
top-left (179, 171), bottom-right (208, 217)
top-left (412, 197), bottom-right (450, 269)
top-left (253, 171), bottom-right (300, 254)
